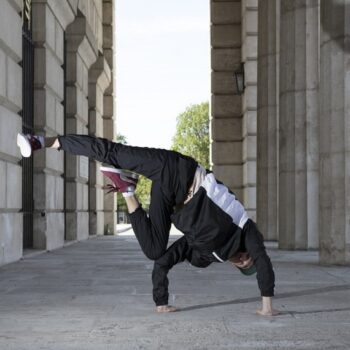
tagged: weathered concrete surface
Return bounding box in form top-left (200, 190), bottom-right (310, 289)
top-left (0, 235), bottom-right (349, 350)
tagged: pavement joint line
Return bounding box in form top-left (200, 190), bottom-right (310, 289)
top-left (178, 283), bottom-right (350, 312)
top-left (21, 235), bottom-right (101, 260)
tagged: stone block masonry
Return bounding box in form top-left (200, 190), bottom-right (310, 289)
top-left (278, 0), bottom-right (319, 250)
top-left (0, 0), bottom-right (115, 267)
top-left (0, 0), bottom-right (23, 265)
top-left (257, 0), bottom-right (279, 241)
top-left (210, 0), bottom-right (258, 220)
top-left (210, 0), bottom-right (244, 207)
top-left (319, 0), bottom-right (350, 264)
top-left (32, 0), bottom-right (75, 250)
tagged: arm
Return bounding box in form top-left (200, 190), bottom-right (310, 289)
top-left (244, 221), bottom-right (279, 316)
top-left (256, 296), bottom-right (279, 316)
top-left (152, 236), bottom-right (191, 312)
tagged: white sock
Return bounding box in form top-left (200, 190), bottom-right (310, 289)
top-left (122, 191), bottom-right (135, 198)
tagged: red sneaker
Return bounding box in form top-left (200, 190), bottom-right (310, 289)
top-left (17, 133), bottom-right (44, 157)
top-left (100, 167), bottom-right (139, 194)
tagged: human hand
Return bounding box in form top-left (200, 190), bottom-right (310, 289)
top-left (256, 308), bottom-right (280, 316)
top-left (156, 305), bottom-right (178, 313)
top-left (256, 296), bottom-right (280, 316)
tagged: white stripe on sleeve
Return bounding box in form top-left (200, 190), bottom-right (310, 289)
top-left (201, 173), bottom-right (249, 229)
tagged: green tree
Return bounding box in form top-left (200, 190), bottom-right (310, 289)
top-left (171, 102), bottom-right (210, 169)
top-left (135, 176), bottom-right (152, 210)
top-left (115, 133), bottom-right (152, 210)
top-left (116, 133), bottom-right (128, 144)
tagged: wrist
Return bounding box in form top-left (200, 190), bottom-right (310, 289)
top-left (262, 296), bottom-right (273, 310)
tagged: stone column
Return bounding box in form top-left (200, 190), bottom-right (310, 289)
top-left (31, 0), bottom-right (75, 250)
top-left (319, 0), bottom-right (350, 264)
top-left (0, 0), bottom-right (23, 264)
top-left (102, 0), bottom-right (116, 234)
top-left (65, 15), bottom-right (98, 241)
top-left (279, 0), bottom-right (319, 249)
top-left (241, 0), bottom-right (258, 220)
top-left (257, 0), bottom-right (279, 240)
top-left (88, 55), bottom-right (111, 235)
top-left (210, 0), bottom-right (243, 200)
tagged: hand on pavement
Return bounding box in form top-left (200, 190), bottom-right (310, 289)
top-left (156, 305), bottom-right (178, 313)
top-left (256, 308), bottom-right (280, 316)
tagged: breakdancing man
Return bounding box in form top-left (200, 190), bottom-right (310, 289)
top-left (17, 133), bottom-right (278, 316)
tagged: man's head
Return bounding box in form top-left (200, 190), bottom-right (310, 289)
top-left (229, 252), bottom-right (256, 276)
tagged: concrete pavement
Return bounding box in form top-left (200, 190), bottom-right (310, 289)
top-left (0, 233), bottom-right (350, 350)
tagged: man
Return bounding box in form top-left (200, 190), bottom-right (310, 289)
top-left (17, 133), bottom-right (278, 316)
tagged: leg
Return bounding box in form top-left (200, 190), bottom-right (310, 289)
top-left (18, 133), bottom-right (198, 204)
top-left (58, 135), bottom-right (173, 259)
top-left (45, 137), bottom-right (60, 148)
top-left (124, 195), bottom-right (140, 214)
top-left (18, 133), bottom-right (195, 258)
top-left (57, 134), bottom-right (198, 205)
top-left (125, 182), bottom-right (173, 260)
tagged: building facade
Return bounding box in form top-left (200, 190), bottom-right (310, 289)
top-left (211, 0), bottom-right (350, 265)
top-left (1, 0), bottom-right (349, 267)
top-left (0, 0), bottom-right (115, 265)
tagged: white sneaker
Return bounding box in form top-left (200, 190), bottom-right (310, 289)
top-left (17, 133), bottom-right (44, 157)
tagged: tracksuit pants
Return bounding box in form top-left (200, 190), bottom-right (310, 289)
top-left (58, 134), bottom-right (198, 260)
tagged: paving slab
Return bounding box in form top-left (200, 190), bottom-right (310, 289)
top-left (0, 234), bottom-right (350, 350)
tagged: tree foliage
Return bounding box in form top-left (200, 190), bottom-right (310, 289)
top-left (115, 101), bottom-right (210, 213)
top-left (171, 102), bottom-right (210, 169)
top-left (135, 176), bottom-right (152, 210)
top-left (116, 133), bottom-right (128, 144)
top-left (116, 133), bottom-right (151, 210)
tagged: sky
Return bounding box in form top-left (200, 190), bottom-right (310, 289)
top-left (115, 0), bottom-right (210, 149)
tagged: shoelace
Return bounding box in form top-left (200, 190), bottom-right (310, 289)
top-left (102, 184), bottom-right (119, 194)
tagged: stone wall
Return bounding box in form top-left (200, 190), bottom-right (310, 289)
top-left (210, 0), bottom-right (244, 201)
top-left (0, 0), bottom-right (114, 266)
top-left (102, 0), bottom-right (117, 235)
top-left (88, 55), bottom-right (111, 235)
top-left (65, 13), bottom-right (98, 241)
top-left (0, 0), bottom-right (23, 264)
top-left (241, 0), bottom-right (258, 220)
top-left (210, 0), bottom-right (258, 220)
top-left (257, 0), bottom-right (279, 241)
top-left (32, 0), bottom-right (75, 250)
top-left (319, 0), bottom-right (350, 264)
top-left (278, 0), bottom-right (319, 250)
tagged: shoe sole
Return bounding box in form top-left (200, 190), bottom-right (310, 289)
top-left (17, 133), bottom-right (32, 158)
top-left (100, 166), bottom-right (139, 180)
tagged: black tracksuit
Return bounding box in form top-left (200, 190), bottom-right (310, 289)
top-left (58, 135), bottom-right (275, 306)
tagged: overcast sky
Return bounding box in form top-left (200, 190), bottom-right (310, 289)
top-left (115, 1), bottom-right (210, 149)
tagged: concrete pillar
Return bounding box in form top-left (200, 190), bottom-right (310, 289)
top-left (65, 15), bottom-right (98, 241)
top-left (31, 0), bottom-right (75, 250)
top-left (102, 0), bottom-right (116, 234)
top-left (319, 0), bottom-right (350, 264)
top-left (210, 0), bottom-right (243, 200)
top-left (257, 0), bottom-right (280, 240)
top-left (0, 0), bottom-right (23, 264)
top-left (279, 0), bottom-right (319, 249)
top-left (241, 0), bottom-right (258, 220)
top-left (88, 55), bottom-right (111, 235)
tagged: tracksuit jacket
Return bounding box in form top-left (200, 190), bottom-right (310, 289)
top-left (152, 172), bottom-right (275, 306)
top-left (58, 134), bottom-right (275, 307)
